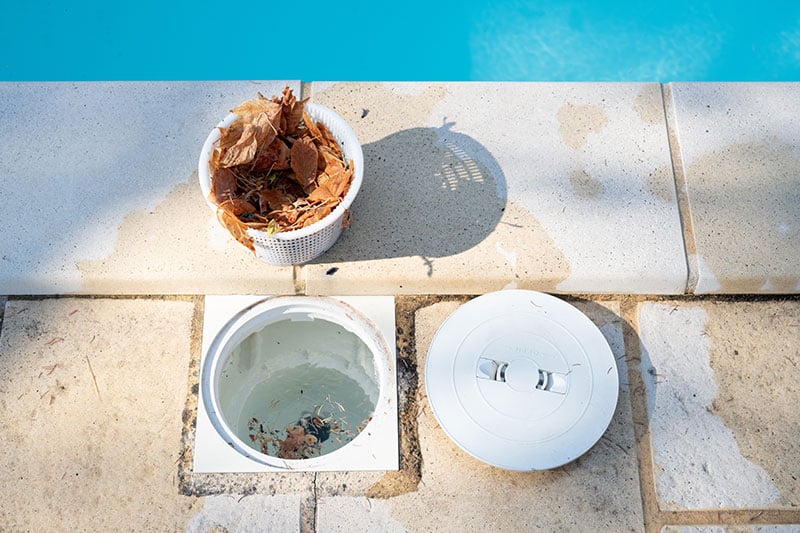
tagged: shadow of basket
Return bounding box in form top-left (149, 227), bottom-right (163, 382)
top-left (313, 121), bottom-right (507, 265)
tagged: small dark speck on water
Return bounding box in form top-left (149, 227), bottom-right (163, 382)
top-left (326, 267), bottom-right (339, 276)
top-left (300, 389), bottom-right (304, 394)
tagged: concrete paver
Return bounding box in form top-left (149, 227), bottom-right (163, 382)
top-left (315, 299), bottom-right (644, 532)
top-left (661, 525), bottom-right (798, 533)
top-left (304, 82), bottom-right (687, 295)
top-left (1, 79), bottom-right (799, 531)
top-left (637, 300), bottom-right (800, 510)
top-left (1, 294), bottom-right (798, 530)
top-left (0, 82), bottom-right (299, 295)
top-left (668, 83), bottom-right (800, 293)
top-left (0, 298), bottom-right (200, 529)
top-left (317, 496), bottom-right (406, 533)
top-left (186, 494), bottom-right (301, 533)
top-left (0, 297), bottom-right (306, 531)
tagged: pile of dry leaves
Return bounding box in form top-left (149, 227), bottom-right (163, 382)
top-left (208, 87), bottom-right (354, 250)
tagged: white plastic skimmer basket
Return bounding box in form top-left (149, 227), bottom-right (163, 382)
top-left (198, 102), bottom-right (364, 265)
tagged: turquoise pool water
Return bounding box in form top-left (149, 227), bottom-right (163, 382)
top-left (2, 0), bottom-right (798, 81)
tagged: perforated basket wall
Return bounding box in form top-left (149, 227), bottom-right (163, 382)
top-left (198, 102), bottom-right (364, 265)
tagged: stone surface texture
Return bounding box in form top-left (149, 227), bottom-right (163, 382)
top-left (317, 496), bottom-right (406, 533)
top-left (185, 494), bottom-right (301, 533)
top-left (303, 82), bottom-right (687, 295)
top-left (0, 298), bottom-right (201, 530)
top-left (2, 79), bottom-right (800, 532)
top-left (669, 83), bottom-right (800, 293)
top-left (661, 524), bottom-right (800, 533)
top-left (638, 300), bottom-right (800, 510)
top-left (0, 81), bottom-right (299, 295)
top-left (311, 299), bottom-right (643, 532)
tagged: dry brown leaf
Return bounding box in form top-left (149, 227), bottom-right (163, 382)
top-left (306, 183), bottom-right (336, 204)
top-left (212, 167), bottom-right (238, 204)
top-left (219, 123), bottom-right (258, 167)
top-left (215, 123), bottom-right (245, 154)
top-left (209, 89), bottom-right (354, 242)
top-left (250, 110), bottom-right (278, 153)
top-left (316, 146), bottom-right (338, 171)
top-left (290, 136), bottom-right (319, 189)
top-left (217, 209), bottom-right (254, 251)
top-left (317, 121), bottom-right (343, 157)
top-left (293, 204), bottom-right (333, 229)
top-left (278, 86), bottom-right (308, 135)
top-left (322, 163), bottom-right (352, 199)
top-left (303, 110), bottom-right (323, 140)
top-left (253, 138), bottom-right (290, 172)
top-left (259, 188), bottom-right (295, 213)
top-left (218, 198), bottom-right (258, 217)
top-left (271, 209), bottom-right (300, 226)
top-left (231, 96), bottom-right (281, 122)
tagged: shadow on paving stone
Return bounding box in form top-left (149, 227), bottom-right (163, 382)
top-left (310, 123), bottom-right (506, 268)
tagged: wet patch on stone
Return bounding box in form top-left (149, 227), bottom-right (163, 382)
top-left (686, 142), bottom-right (800, 293)
top-left (705, 300), bottom-right (800, 507)
top-left (557, 102), bottom-right (609, 150)
top-left (634, 84), bottom-right (665, 125)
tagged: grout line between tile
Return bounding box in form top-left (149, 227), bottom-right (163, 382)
top-left (0, 296), bottom-right (6, 340)
top-left (300, 81), bottom-right (313, 101)
top-left (661, 84), bottom-right (699, 294)
top-left (293, 265), bottom-right (306, 295)
top-left (659, 509), bottom-right (800, 528)
top-left (621, 298), bottom-right (661, 533)
top-left (300, 472), bottom-right (318, 533)
top-left (177, 295), bottom-right (204, 496)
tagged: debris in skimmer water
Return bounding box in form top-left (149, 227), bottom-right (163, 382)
top-left (246, 395), bottom-right (371, 460)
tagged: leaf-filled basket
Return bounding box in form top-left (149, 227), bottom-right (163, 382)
top-left (198, 102), bottom-right (363, 265)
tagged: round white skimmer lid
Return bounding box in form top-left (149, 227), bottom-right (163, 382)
top-left (425, 290), bottom-right (619, 471)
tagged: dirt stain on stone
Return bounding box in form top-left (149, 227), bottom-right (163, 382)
top-left (634, 84), bottom-right (664, 125)
top-left (569, 168), bottom-right (605, 198)
top-left (77, 177), bottom-right (263, 293)
top-left (306, 83), bottom-right (572, 291)
top-left (686, 142), bottom-right (800, 292)
top-left (557, 102), bottom-right (609, 150)
top-left (706, 300), bottom-right (800, 505)
top-left (646, 164), bottom-right (677, 204)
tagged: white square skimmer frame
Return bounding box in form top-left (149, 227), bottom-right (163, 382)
top-left (194, 295), bottom-right (399, 473)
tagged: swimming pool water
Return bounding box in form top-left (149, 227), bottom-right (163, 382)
top-left (2, 0), bottom-right (798, 81)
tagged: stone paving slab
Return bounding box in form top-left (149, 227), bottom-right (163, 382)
top-left (0, 82), bottom-right (299, 295)
top-left (316, 496), bottom-right (407, 532)
top-left (303, 82), bottom-right (687, 295)
top-left (0, 297), bottom-right (305, 531)
top-left (637, 300), bottom-right (800, 510)
top-left (663, 527), bottom-right (800, 532)
top-left (186, 494), bottom-right (301, 533)
top-left (668, 83), bottom-right (800, 293)
top-left (315, 299), bottom-right (644, 532)
top-left (0, 298), bottom-right (202, 529)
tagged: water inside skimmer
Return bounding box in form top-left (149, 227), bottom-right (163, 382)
top-left (217, 318), bottom-right (379, 459)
